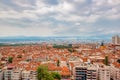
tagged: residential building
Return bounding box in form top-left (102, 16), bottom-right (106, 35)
top-left (11, 69), bottom-right (21, 80)
top-left (98, 66), bottom-right (110, 80)
top-left (30, 71), bottom-right (37, 80)
top-left (0, 69), bottom-right (3, 80)
top-left (73, 64), bottom-right (97, 80)
top-left (4, 65), bottom-right (14, 80)
top-left (87, 66), bottom-right (97, 80)
top-left (74, 66), bottom-right (87, 80)
top-left (22, 70), bottom-right (30, 80)
top-left (110, 64), bottom-right (120, 80)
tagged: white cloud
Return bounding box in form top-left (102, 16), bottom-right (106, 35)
top-left (12, 0), bottom-right (35, 7)
top-left (36, 0), bottom-right (47, 8)
top-left (92, 0), bottom-right (107, 6)
top-left (74, 0), bottom-right (85, 3)
top-left (86, 15), bottom-right (100, 22)
top-left (106, 14), bottom-right (120, 19)
top-left (0, 0), bottom-right (120, 37)
top-left (0, 10), bottom-right (38, 19)
top-left (75, 22), bottom-right (81, 26)
top-left (108, 0), bottom-right (120, 5)
top-left (0, 25), bottom-right (54, 37)
top-left (0, 0), bottom-right (120, 22)
top-left (58, 1), bottom-right (75, 13)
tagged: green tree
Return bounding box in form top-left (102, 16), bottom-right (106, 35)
top-left (104, 56), bottom-right (109, 65)
top-left (23, 50), bottom-right (25, 53)
top-left (51, 72), bottom-right (61, 80)
top-left (57, 60), bottom-right (60, 67)
top-left (68, 48), bottom-right (73, 53)
top-left (117, 59), bottom-right (120, 63)
top-left (37, 65), bottom-right (54, 80)
top-left (68, 44), bottom-right (72, 47)
top-left (8, 57), bottom-right (13, 63)
top-left (17, 55), bottom-right (22, 58)
top-left (44, 72), bottom-right (54, 80)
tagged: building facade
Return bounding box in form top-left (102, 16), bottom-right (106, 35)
top-left (110, 66), bottom-right (120, 80)
top-left (73, 65), bottom-right (97, 80)
top-left (0, 69), bottom-right (3, 80)
top-left (98, 66), bottom-right (110, 80)
top-left (112, 35), bottom-right (120, 44)
top-left (11, 70), bottom-right (21, 80)
top-left (87, 67), bottom-right (97, 80)
top-left (74, 66), bottom-right (87, 80)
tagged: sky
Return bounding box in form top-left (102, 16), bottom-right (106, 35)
top-left (0, 0), bottom-right (120, 39)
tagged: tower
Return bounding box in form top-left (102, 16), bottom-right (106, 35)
top-left (112, 35), bottom-right (119, 44)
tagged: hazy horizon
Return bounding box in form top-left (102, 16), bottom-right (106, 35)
top-left (0, 35), bottom-right (113, 39)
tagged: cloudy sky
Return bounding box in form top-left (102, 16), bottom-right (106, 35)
top-left (0, 0), bottom-right (120, 39)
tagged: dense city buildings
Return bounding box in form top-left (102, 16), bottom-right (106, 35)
top-left (0, 0), bottom-right (119, 79)
top-left (0, 36), bottom-right (120, 80)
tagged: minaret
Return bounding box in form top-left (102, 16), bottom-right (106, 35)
top-left (100, 41), bottom-right (105, 50)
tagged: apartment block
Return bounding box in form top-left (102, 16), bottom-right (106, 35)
top-left (87, 67), bottom-right (97, 80)
top-left (98, 66), bottom-right (110, 80)
top-left (4, 65), bottom-right (14, 80)
top-left (0, 69), bottom-right (3, 80)
top-left (22, 70), bottom-right (31, 80)
top-left (30, 71), bottom-right (37, 80)
top-left (73, 65), bottom-right (97, 80)
top-left (11, 69), bottom-right (21, 80)
top-left (74, 66), bottom-right (87, 80)
top-left (110, 65), bottom-right (120, 80)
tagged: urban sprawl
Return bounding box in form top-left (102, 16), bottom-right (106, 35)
top-left (0, 35), bottom-right (120, 80)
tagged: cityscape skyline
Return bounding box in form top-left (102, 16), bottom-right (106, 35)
top-left (0, 1), bottom-right (120, 79)
top-left (0, 0), bottom-right (120, 38)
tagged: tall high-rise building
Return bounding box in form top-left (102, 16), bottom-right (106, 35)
top-left (112, 35), bottom-right (120, 44)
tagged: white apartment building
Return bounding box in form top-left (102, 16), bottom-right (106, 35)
top-left (4, 65), bottom-right (15, 80)
top-left (87, 66), bottom-right (97, 80)
top-left (30, 71), bottom-right (37, 80)
top-left (22, 70), bottom-right (31, 80)
top-left (73, 64), bottom-right (98, 80)
top-left (0, 69), bottom-right (3, 80)
top-left (11, 69), bottom-right (21, 80)
top-left (98, 66), bottom-right (110, 80)
top-left (22, 70), bottom-right (37, 80)
top-left (73, 66), bottom-right (87, 80)
top-left (110, 65), bottom-right (120, 80)
top-left (4, 69), bottom-right (13, 80)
